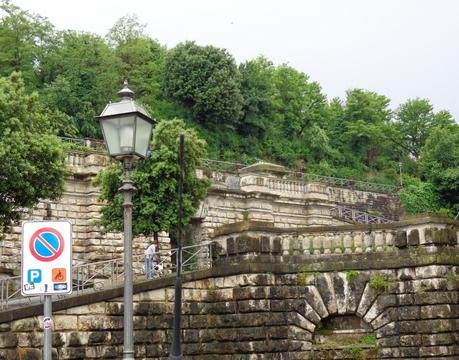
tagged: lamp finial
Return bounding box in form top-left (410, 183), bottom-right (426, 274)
top-left (118, 80), bottom-right (134, 100)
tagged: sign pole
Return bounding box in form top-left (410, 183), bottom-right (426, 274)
top-left (43, 294), bottom-right (52, 360)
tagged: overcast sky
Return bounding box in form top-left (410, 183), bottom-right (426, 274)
top-left (14, 0), bottom-right (459, 120)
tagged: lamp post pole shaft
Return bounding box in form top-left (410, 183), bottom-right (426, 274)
top-left (122, 158), bottom-right (135, 360)
top-left (169, 134), bottom-right (184, 359)
top-left (43, 295), bottom-right (52, 360)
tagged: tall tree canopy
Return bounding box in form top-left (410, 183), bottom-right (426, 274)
top-left (1, 1), bottom-right (458, 218)
top-left (0, 0), bottom-right (53, 87)
top-left (394, 98), bottom-right (455, 161)
top-left (39, 30), bottom-right (121, 138)
top-left (94, 119), bottom-right (209, 240)
top-left (420, 125), bottom-right (459, 215)
top-left (0, 72), bottom-right (66, 229)
top-left (163, 41), bottom-right (243, 127)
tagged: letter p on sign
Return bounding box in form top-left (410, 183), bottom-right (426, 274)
top-left (28, 269), bottom-right (42, 283)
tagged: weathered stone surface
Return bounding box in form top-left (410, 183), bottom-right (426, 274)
top-left (303, 286), bottom-right (329, 319)
top-left (0, 218), bottom-right (458, 359)
top-left (395, 231), bottom-right (407, 248)
top-left (408, 229), bottom-right (420, 246)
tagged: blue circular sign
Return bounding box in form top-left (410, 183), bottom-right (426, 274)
top-left (29, 227), bottom-right (64, 262)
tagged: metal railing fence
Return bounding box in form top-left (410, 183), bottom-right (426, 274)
top-left (330, 206), bottom-right (394, 225)
top-left (0, 241), bottom-right (215, 311)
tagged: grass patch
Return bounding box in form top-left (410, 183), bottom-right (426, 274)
top-left (297, 271), bottom-right (320, 286)
top-left (360, 335), bottom-right (377, 346)
top-left (346, 270), bottom-right (360, 282)
top-left (369, 274), bottom-right (390, 292)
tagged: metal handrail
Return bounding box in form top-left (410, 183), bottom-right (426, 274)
top-left (330, 206), bottom-right (394, 224)
top-left (0, 241), bottom-right (215, 311)
top-left (300, 173), bottom-right (398, 193)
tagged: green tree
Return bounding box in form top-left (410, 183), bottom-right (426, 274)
top-left (394, 98), bottom-right (455, 161)
top-left (0, 72), bottom-right (66, 230)
top-left (94, 119), bottom-right (209, 240)
top-left (238, 56), bottom-right (275, 136)
top-left (107, 15), bottom-right (184, 121)
top-left (0, 0), bottom-right (54, 89)
top-left (268, 65), bottom-right (331, 167)
top-left (39, 30), bottom-right (122, 138)
top-left (163, 41), bottom-right (243, 127)
top-left (399, 176), bottom-right (444, 214)
top-left (0, 0), bottom-right (54, 87)
top-left (106, 14), bottom-right (147, 46)
top-left (420, 125), bottom-right (459, 215)
top-left (341, 89), bottom-right (393, 168)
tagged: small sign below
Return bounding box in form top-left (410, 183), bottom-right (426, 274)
top-left (43, 317), bottom-right (52, 330)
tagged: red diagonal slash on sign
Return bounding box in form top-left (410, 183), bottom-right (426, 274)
top-left (29, 227), bottom-right (64, 262)
top-left (36, 234), bottom-right (58, 255)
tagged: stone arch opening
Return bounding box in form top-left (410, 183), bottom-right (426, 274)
top-left (312, 314), bottom-right (378, 359)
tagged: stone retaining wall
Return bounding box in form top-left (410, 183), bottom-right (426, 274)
top-left (0, 216), bottom-right (457, 359)
top-left (211, 214), bottom-right (459, 258)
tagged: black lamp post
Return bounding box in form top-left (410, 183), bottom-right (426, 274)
top-left (97, 81), bottom-right (155, 359)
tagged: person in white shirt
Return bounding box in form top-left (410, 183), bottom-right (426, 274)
top-left (144, 243), bottom-right (157, 279)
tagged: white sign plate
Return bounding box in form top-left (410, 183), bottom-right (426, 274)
top-left (21, 221), bottom-right (72, 296)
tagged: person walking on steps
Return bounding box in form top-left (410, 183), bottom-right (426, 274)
top-left (145, 242), bottom-right (157, 279)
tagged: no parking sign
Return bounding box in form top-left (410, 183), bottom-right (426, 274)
top-left (21, 221), bottom-right (72, 296)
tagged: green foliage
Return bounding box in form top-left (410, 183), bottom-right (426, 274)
top-left (94, 119), bottom-right (210, 241)
top-left (238, 56), bottom-right (275, 137)
top-left (297, 271), bottom-right (320, 286)
top-left (341, 89), bottom-right (394, 168)
top-left (394, 98), bottom-right (455, 161)
top-left (106, 14), bottom-right (147, 46)
top-left (0, 1), bottom-right (53, 87)
top-left (163, 41), bottom-right (243, 126)
top-left (2, 1), bottom-right (458, 218)
top-left (344, 346), bottom-right (363, 360)
top-left (0, 72), bottom-right (66, 229)
top-left (420, 125), bottom-right (459, 215)
top-left (360, 335), bottom-right (377, 346)
top-left (39, 30), bottom-right (122, 138)
top-left (369, 274), bottom-right (390, 292)
top-left (399, 176), bottom-right (444, 214)
top-left (346, 270), bottom-right (360, 282)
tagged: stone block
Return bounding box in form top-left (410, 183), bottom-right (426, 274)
top-left (422, 333), bottom-right (455, 346)
top-left (53, 315), bottom-right (78, 330)
top-left (395, 231), bottom-right (407, 248)
top-left (68, 331), bottom-right (89, 346)
top-left (78, 315), bottom-right (123, 331)
top-left (315, 274), bottom-right (337, 315)
top-left (421, 304), bottom-right (456, 319)
top-left (0, 333), bottom-right (17, 348)
top-left (415, 265), bottom-right (449, 279)
top-left (302, 286), bottom-right (328, 321)
top-left (11, 318), bottom-right (39, 332)
top-left (400, 334), bottom-right (422, 346)
top-left (419, 345), bottom-right (451, 357)
top-left (408, 229), bottom-right (420, 246)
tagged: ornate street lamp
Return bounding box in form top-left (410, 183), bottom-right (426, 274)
top-left (97, 81), bottom-right (155, 360)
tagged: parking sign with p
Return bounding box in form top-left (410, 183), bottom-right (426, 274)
top-left (21, 221), bottom-right (72, 296)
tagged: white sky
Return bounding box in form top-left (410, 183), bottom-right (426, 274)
top-left (14, 0), bottom-right (459, 120)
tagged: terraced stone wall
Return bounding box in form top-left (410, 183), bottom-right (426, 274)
top-left (0, 216), bottom-right (457, 359)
